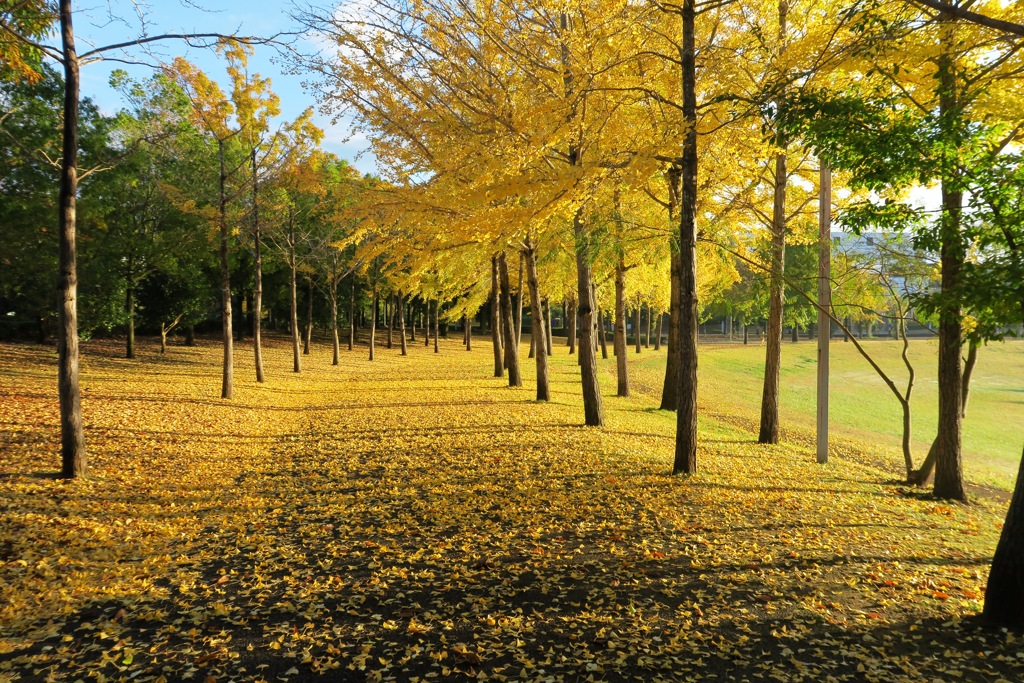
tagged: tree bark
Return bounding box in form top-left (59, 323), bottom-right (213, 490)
top-left (932, 33), bottom-right (967, 502)
top-left (387, 296), bottom-right (394, 349)
top-left (544, 297), bottom-right (553, 356)
top-left (983, 445), bottom-right (1024, 626)
top-left (599, 309), bottom-right (609, 359)
top-left (289, 211), bottom-right (301, 373)
top-left (217, 142), bottom-right (234, 400)
top-left (433, 299), bottom-right (440, 354)
top-left (369, 281), bottom-right (377, 361)
top-left (572, 208), bottom-right (604, 426)
top-left (252, 149), bottom-right (265, 384)
top-left (303, 278), bottom-right (313, 355)
top-left (645, 304), bottom-right (652, 348)
top-left (524, 241), bottom-right (550, 401)
top-left (673, 0), bottom-right (699, 474)
top-left (348, 275), bottom-right (356, 351)
top-left (634, 307), bottom-right (642, 354)
top-left (499, 252), bottom-right (522, 386)
top-left (615, 256), bottom-right (630, 397)
top-left (56, 0), bottom-right (87, 477)
top-left (567, 298), bottom-right (577, 355)
top-left (491, 256), bottom-right (504, 376)
top-left (398, 294), bottom-right (408, 356)
top-left (515, 252), bottom-right (524, 349)
top-left (126, 284), bottom-right (136, 359)
top-left (661, 183), bottom-right (682, 412)
top-left (758, 150), bottom-right (787, 444)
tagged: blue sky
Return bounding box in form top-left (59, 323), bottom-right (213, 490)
top-left (68, 0), bottom-right (376, 174)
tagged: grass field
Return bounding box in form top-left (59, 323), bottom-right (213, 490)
top-left (619, 337), bottom-right (1024, 489)
top-left (0, 335), bottom-right (1021, 682)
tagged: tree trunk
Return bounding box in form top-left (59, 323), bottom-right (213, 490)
top-left (409, 299), bottom-right (416, 342)
top-left (160, 322), bottom-right (167, 354)
top-left (491, 256), bottom-right (504, 376)
top-left (252, 149), bottom-right (265, 384)
top-left (433, 299), bottom-right (440, 354)
top-left (290, 213), bottom-right (301, 373)
top-left (126, 284), bottom-right (136, 359)
top-left (348, 275), bottom-right (356, 351)
top-left (634, 307), bottom-right (642, 354)
top-left (661, 222), bottom-right (682, 411)
top-left (369, 282), bottom-right (377, 361)
top-left (303, 278), bottom-right (313, 355)
top-left (465, 313), bottom-right (473, 351)
top-left (398, 294), bottom-right (408, 356)
top-left (572, 207), bottom-right (604, 426)
top-left (673, 0), bottom-right (699, 474)
top-left (217, 142), bottom-right (234, 401)
top-left (599, 309), bottom-right (609, 360)
top-left (386, 295), bottom-right (394, 349)
top-left (758, 151), bottom-right (788, 444)
top-left (499, 252), bottom-right (522, 386)
top-left (645, 304), bottom-right (651, 348)
top-left (791, 324), bottom-right (799, 343)
top-left (983, 445), bottom-right (1024, 626)
top-left (330, 278), bottom-right (340, 367)
top-left (567, 298), bottom-right (577, 355)
top-left (524, 241), bottom-right (550, 401)
top-left (932, 36), bottom-right (967, 502)
top-left (185, 324), bottom-right (194, 346)
top-left (425, 301), bottom-right (431, 347)
top-left (515, 252), bottom-right (524, 349)
top-left (544, 297), bottom-right (553, 356)
top-left (615, 256), bottom-right (630, 397)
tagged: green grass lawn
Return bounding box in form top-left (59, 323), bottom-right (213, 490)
top-left (617, 337), bottom-right (1024, 489)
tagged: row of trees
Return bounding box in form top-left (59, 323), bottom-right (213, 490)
top-left (2, 0), bottom-right (1022, 625)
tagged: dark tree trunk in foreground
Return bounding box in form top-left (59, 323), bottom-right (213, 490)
top-left (58, 0), bottom-right (85, 477)
top-left (573, 208), bottom-right (604, 426)
top-left (984, 446), bottom-right (1024, 626)
top-left (673, 0), bottom-right (699, 474)
top-left (499, 252), bottom-right (522, 387)
top-left (524, 240), bottom-right (550, 401)
top-left (615, 257), bottom-right (630, 397)
top-left (491, 256), bottom-right (504, 377)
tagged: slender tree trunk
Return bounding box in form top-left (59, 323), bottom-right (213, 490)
top-left (425, 301), bottom-right (431, 347)
top-left (492, 256), bottom-right (504, 376)
top-left (630, 307), bottom-right (638, 356)
top-left (369, 282), bottom-right (377, 361)
top-left (655, 313), bottom-right (663, 351)
top-left (515, 253), bottom-right (524, 349)
top-left (465, 313), bottom-right (473, 351)
top-left (330, 283), bottom-right (339, 366)
top-left (932, 37), bottom-right (967, 501)
top-left (57, 0), bottom-right (86, 477)
top-left (759, 151), bottom-right (788, 444)
top-left (615, 257), bottom-right (630, 397)
top-left (160, 322), bottom-right (167, 354)
top-left (217, 141), bottom-right (234, 400)
top-left (544, 297), bottom-right (553, 357)
top-left (673, 0), bottom-right (699, 473)
top-left (572, 207), bottom-right (604, 426)
top-left (252, 149), bottom-right (265, 384)
top-left (645, 305), bottom-right (652, 348)
top-left (661, 199), bottom-right (682, 411)
top-left (304, 278), bottom-right (313, 355)
top-left (126, 284), bottom-right (135, 359)
top-left (409, 299), bottom-right (416, 342)
top-left (387, 295), bottom-right (394, 349)
top-left (567, 298), bottom-right (577, 355)
top-left (348, 276), bottom-right (356, 350)
top-left (743, 324), bottom-right (749, 344)
top-left (185, 324), bottom-right (194, 346)
top-left (499, 252), bottom-right (522, 386)
top-left (599, 308), bottom-right (609, 359)
top-left (433, 299), bottom-right (440, 354)
top-left (791, 324), bottom-right (799, 343)
top-left (398, 294), bottom-right (408, 356)
top-left (289, 213), bottom-right (301, 373)
top-left (524, 241), bottom-right (550, 401)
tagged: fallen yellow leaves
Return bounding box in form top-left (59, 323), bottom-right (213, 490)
top-left (0, 337), bottom-right (1019, 682)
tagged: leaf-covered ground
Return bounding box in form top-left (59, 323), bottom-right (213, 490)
top-left (0, 336), bottom-right (1021, 682)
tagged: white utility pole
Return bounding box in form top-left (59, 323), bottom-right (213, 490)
top-left (817, 164), bottom-right (832, 464)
